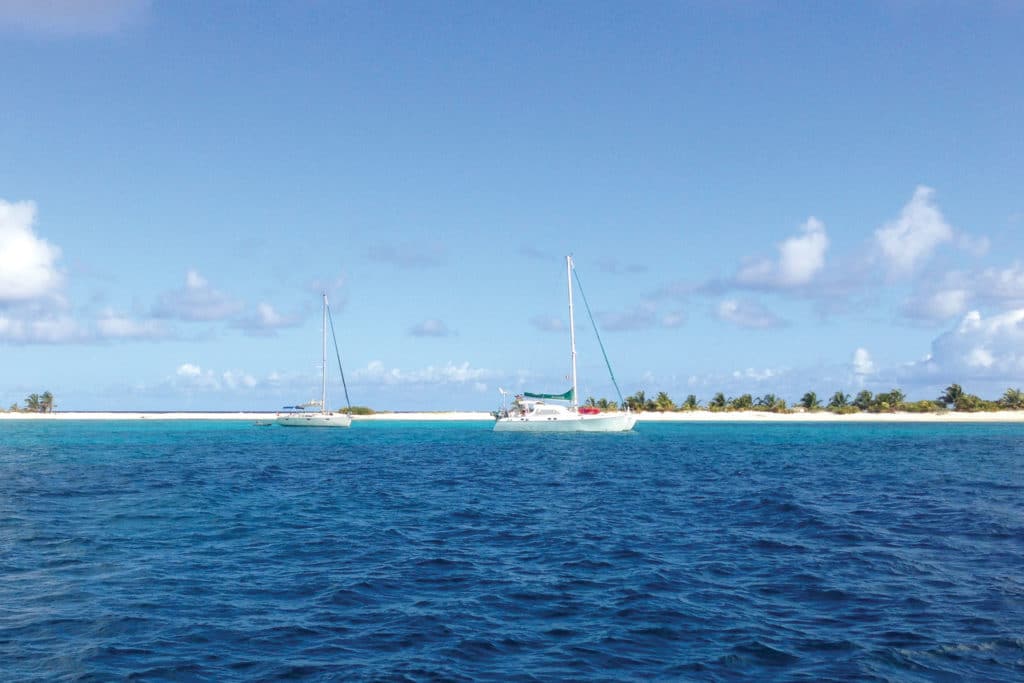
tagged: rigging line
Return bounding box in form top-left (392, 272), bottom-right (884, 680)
top-left (571, 267), bottom-right (625, 407)
top-left (326, 301), bottom-right (353, 413)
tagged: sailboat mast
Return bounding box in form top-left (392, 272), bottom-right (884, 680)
top-left (567, 255), bottom-right (578, 410)
top-left (321, 292), bottom-right (328, 414)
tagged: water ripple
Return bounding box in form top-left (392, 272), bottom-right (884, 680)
top-left (1, 420), bottom-right (1022, 680)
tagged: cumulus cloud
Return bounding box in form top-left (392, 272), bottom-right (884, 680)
top-left (96, 309), bottom-right (171, 340)
top-left (901, 288), bottom-right (970, 322)
top-left (0, 312), bottom-right (83, 343)
top-left (0, 199), bottom-right (63, 304)
top-left (0, 0), bottom-right (150, 36)
top-left (232, 302), bottom-right (302, 336)
top-left (352, 360), bottom-right (492, 385)
top-left (174, 362), bottom-right (257, 391)
top-left (715, 298), bottom-right (786, 329)
top-left (852, 347), bottom-right (876, 376)
top-left (874, 186), bottom-right (954, 277)
top-left (177, 363), bottom-right (202, 378)
top-left (914, 309), bottom-right (1024, 380)
top-left (153, 270), bottom-right (243, 322)
top-left (222, 370), bottom-right (257, 390)
top-left (409, 318), bottom-right (453, 337)
top-left (731, 367), bottom-right (781, 382)
top-left (736, 217), bottom-right (829, 288)
top-left (974, 263), bottom-right (1024, 306)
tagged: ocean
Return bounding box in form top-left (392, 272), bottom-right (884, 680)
top-left (1, 420), bottom-right (1022, 681)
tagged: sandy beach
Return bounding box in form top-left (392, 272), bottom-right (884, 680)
top-left (2, 410), bottom-right (1023, 422)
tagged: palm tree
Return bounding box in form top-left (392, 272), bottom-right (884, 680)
top-left (585, 396), bottom-right (597, 407)
top-left (886, 388), bottom-right (906, 408)
top-left (827, 391), bottom-right (849, 409)
top-left (1000, 388), bottom-right (1024, 410)
top-left (654, 391), bottom-right (675, 412)
top-left (681, 394), bottom-right (700, 411)
top-left (800, 391), bottom-right (822, 411)
top-left (938, 384), bottom-right (964, 408)
top-left (853, 390), bottom-right (873, 411)
top-left (24, 393), bottom-right (41, 412)
top-left (596, 398), bottom-right (610, 411)
top-left (625, 390), bottom-right (647, 412)
top-left (709, 392), bottom-right (727, 410)
top-left (41, 391), bottom-right (54, 413)
top-left (730, 393), bottom-right (753, 410)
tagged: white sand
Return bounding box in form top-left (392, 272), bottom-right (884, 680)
top-left (2, 410), bottom-right (1023, 422)
top-left (637, 409), bottom-right (1024, 422)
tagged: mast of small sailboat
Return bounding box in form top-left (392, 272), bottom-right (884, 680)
top-left (567, 255), bottom-right (579, 410)
top-left (321, 292), bottom-right (328, 415)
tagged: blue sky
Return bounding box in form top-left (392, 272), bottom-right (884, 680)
top-left (2, 1), bottom-right (1023, 411)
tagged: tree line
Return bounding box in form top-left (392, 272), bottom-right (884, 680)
top-left (584, 384), bottom-right (1024, 414)
top-left (3, 392), bottom-right (55, 413)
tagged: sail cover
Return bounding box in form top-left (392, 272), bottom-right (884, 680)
top-left (523, 388), bottom-right (574, 401)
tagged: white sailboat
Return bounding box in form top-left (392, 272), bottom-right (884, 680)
top-left (277, 292), bottom-right (353, 428)
top-left (493, 256), bottom-right (637, 433)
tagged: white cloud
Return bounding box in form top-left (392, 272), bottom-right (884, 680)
top-left (715, 298), bottom-right (786, 329)
top-left (232, 302), bottom-right (301, 336)
top-left (901, 288), bottom-right (969, 322)
top-left (902, 309), bottom-right (1024, 383)
top-left (852, 347), bottom-right (876, 375)
top-left (96, 309), bottom-right (170, 340)
top-left (731, 367), bottom-right (780, 382)
top-left (177, 363), bottom-right (202, 378)
top-left (737, 216), bottom-right (828, 288)
top-left (172, 363), bottom-right (258, 392)
top-left (0, 0), bottom-right (149, 36)
top-left (222, 370), bottom-right (257, 389)
top-left (957, 232), bottom-right (990, 257)
top-left (874, 186), bottom-right (953, 277)
top-left (353, 360), bottom-right (492, 386)
top-left (153, 270), bottom-right (243, 321)
top-left (975, 263), bottom-right (1024, 304)
top-left (661, 311), bottom-right (685, 328)
top-left (409, 318), bottom-right (453, 337)
top-left (0, 312), bottom-right (82, 343)
top-left (0, 199), bottom-right (63, 303)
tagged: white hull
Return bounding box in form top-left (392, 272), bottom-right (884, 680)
top-left (276, 413), bottom-right (352, 428)
top-left (494, 411), bottom-right (636, 432)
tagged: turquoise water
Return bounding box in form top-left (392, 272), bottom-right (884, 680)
top-left (1, 420), bottom-right (1023, 680)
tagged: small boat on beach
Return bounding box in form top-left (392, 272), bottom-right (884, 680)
top-left (493, 256), bottom-right (636, 433)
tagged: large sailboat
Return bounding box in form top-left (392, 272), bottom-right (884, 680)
top-left (493, 256), bottom-right (637, 432)
top-left (277, 292), bottom-right (353, 428)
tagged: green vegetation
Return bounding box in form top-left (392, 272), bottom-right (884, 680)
top-left (6, 392), bottom-right (55, 413)
top-left (344, 406), bottom-right (376, 415)
top-left (581, 384), bottom-right (1024, 415)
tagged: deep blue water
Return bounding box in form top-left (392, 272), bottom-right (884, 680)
top-left (1, 420), bottom-right (1023, 681)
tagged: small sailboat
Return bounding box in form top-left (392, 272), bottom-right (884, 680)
top-left (277, 292), bottom-right (353, 428)
top-left (493, 256), bottom-right (637, 432)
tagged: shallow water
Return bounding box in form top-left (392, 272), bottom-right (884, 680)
top-left (1, 420), bottom-right (1022, 681)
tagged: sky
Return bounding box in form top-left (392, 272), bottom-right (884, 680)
top-left (1, 0), bottom-right (1023, 411)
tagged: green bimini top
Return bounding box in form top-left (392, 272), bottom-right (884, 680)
top-left (523, 388), bottom-right (574, 401)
